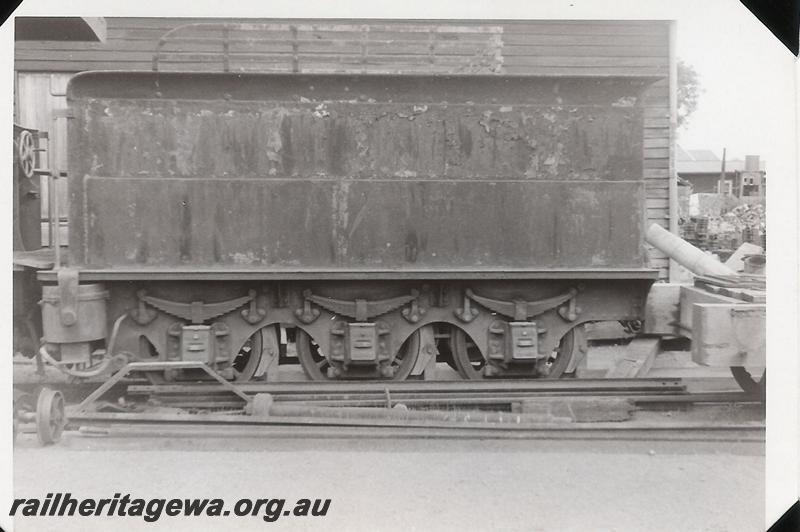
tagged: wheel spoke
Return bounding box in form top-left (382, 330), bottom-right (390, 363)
top-left (450, 327), bottom-right (485, 380)
top-left (388, 329), bottom-right (422, 380)
top-left (295, 329), bottom-right (329, 381)
top-left (17, 130), bottom-right (36, 178)
top-left (234, 325), bottom-right (281, 382)
top-left (545, 324), bottom-right (585, 379)
top-left (233, 329), bottom-right (263, 382)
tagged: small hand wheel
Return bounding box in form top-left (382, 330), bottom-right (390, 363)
top-left (36, 388), bottom-right (66, 445)
top-left (17, 130), bottom-right (36, 179)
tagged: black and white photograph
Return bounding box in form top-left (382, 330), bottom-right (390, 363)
top-left (2, 1), bottom-right (798, 531)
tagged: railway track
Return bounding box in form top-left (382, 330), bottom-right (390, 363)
top-left (14, 376), bottom-right (692, 408)
top-left (121, 378), bottom-right (756, 410)
top-left (42, 377), bottom-right (760, 443)
top-left (14, 376), bottom-right (763, 445)
top-left (127, 377), bottom-right (687, 407)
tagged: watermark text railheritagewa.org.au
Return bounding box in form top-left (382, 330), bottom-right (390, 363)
top-left (10, 493), bottom-right (331, 523)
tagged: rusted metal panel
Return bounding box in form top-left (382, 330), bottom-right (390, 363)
top-left (37, 269), bottom-right (659, 282)
top-left (74, 100), bottom-right (643, 181)
top-left (67, 70), bottom-right (653, 105)
top-left (81, 177), bottom-right (645, 269)
top-left (67, 72), bottom-right (650, 272)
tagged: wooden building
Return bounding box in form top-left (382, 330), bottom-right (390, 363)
top-left (13, 17), bottom-right (676, 279)
top-left (677, 147), bottom-right (766, 198)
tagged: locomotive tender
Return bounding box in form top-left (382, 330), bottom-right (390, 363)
top-left (30, 67), bottom-right (658, 382)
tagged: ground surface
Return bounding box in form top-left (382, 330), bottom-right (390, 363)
top-left (13, 434), bottom-right (764, 532)
top-left (11, 345), bottom-right (766, 532)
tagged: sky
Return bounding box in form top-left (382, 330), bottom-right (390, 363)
top-left (671, 2), bottom-right (796, 162)
top-left (0, 1), bottom-right (797, 530)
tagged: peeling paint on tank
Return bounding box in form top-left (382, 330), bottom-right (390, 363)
top-left (227, 251), bottom-right (260, 265)
top-left (72, 75), bottom-right (648, 269)
top-left (612, 96), bottom-right (638, 107)
top-left (394, 170), bottom-right (418, 178)
top-left (312, 103), bottom-right (330, 118)
top-left (331, 180), bottom-right (351, 263)
top-left (82, 97), bottom-right (642, 181)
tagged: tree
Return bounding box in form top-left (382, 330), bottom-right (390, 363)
top-left (677, 59), bottom-right (702, 129)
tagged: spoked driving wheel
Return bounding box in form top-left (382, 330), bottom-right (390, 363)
top-left (389, 330), bottom-right (425, 380)
top-left (232, 325), bottom-right (280, 382)
top-left (450, 327), bottom-right (486, 380)
top-left (546, 324), bottom-right (586, 378)
top-left (295, 329), bottom-right (330, 380)
top-left (731, 366), bottom-right (766, 398)
top-left (295, 328), bottom-right (420, 380)
top-left (450, 324), bottom-right (585, 379)
top-left (36, 388), bottom-right (66, 445)
top-left (233, 328), bottom-right (263, 381)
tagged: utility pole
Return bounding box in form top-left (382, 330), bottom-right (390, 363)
top-left (717, 147), bottom-right (727, 194)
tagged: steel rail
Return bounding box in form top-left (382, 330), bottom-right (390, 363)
top-left (138, 391), bottom-right (758, 409)
top-left (70, 423), bottom-right (765, 443)
top-left (126, 377), bottom-right (685, 396)
top-left (259, 391), bottom-right (760, 408)
top-left (140, 389), bottom-right (687, 402)
top-left (65, 409), bottom-right (763, 431)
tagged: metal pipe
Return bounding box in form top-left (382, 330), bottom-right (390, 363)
top-left (52, 174), bottom-right (61, 269)
top-left (50, 110), bottom-right (63, 269)
top-left (104, 313), bottom-right (128, 359)
top-left (39, 345), bottom-right (112, 379)
top-left (667, 20), bottom-right (680, 282)
top-left (36, 314), bottom-right (128, 379)
top-left (645, 223), bottom-right (738, 277)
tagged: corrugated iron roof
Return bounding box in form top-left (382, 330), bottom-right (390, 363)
top-left (676, 145), bottom-right (766, 174)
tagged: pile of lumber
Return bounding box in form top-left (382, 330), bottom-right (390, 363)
top-left (694, 273), bottom-right (765, 303)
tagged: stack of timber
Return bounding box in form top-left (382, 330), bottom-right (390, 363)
top-left (694, 273), bottom-right (766, 304)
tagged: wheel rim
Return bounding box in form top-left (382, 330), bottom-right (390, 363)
top-left (36, 388), bottom-right (65, 445)
top-left (391, 330), bottom-right (423, 380)
top-left (545, 325), bottom-right (585, 378)
top-left (451, 327), bottom-right (486, 380)
top-left (295, 329), bottom-right (330, 380)
top-left (450, 324), bottom-right (584, 379)
top-left (233, 326), bottom-right (280, 382)
top-left (731, 366), bottom-right (766, 397)
top-left (233, 329), bottom-right (262, 380)
top-left (295, 328), bottom-right (420, 381)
